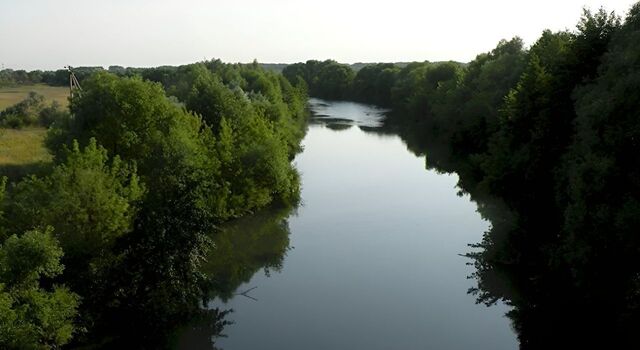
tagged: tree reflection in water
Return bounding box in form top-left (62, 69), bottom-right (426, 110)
top-left (175, 203), bottom-right (296, 349)
top-left (380, 112), bottom-right (640, 349)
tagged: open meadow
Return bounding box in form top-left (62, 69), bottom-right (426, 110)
top-left (0, 126), bottom-right (51, 178)
top-left (0, 84), bottom-right (68, 111)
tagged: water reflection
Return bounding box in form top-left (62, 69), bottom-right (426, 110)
top-left (309, 97), bottom-right (388, 128)
top-left (175, 205), bottom-right (295, 349)
top-left (384, 104), bottom-right (640, 348)
top-left (464, 200), bottom-right (640, 349)
top-left (173, 309), bottom-right (232, 350)
top-left (181, 96), bottom-right (640, 349)
top-left (201, 99), bottom-right (515, 350)
top-left (203, 205), bottom-right (296, 301)
top-left (468, 249), bottom-right (640, 348)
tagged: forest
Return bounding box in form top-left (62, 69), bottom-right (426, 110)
top-left (0, 61), bottom-right (307, 348)
top-left (282, 5), bottom-right (640, 348)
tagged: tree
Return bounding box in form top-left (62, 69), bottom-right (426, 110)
top-left (0, 229), bottom-right (79, 349)
top-left (42, 72), bottom-right (233, 345)
top-left (449, 38), bottom-right (527, 163)
top-left (283, 60), bottom-right (355, 99)
top-left (0, 177), bottom-right (6, 240)
top-left (352, 63), bottom-right (401, 106)
top-left (0, 92), bottom-right (45, 129)
top-left (7, 139), bottom-right (143, 279)
top-left (6, 59), bottom-right (306, 346)
top-left (563, 3), bottom-right (640, 282)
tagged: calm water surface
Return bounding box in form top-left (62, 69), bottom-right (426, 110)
top-left (201, 99), bottom-right (517, 349)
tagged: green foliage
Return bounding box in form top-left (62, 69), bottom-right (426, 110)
top-left (203, 206), bottom-right (293, 301)
top-left (184, 68), bottom-right (301, 215)
top-left (0, 2), bottom-right (636, 347)
top-left (7, 139), bottom-right (143, 269)
top-left (0, 70), bottom-right (47, 86)
top-left (563, 3), bottom-right (640, 270)
top-left (0, 229), bottom-right (63, 288)
top-left (331, 4), bottom-right (638, 346)
top-left (0, 91), bottom-right (69, 129)
top-left (286, 3), bottom-right (640, 346)
top-left (448, 38), bottom-right (527, 160)
top-left (0, 229), bottom-right (79, 349)
top-left (0, 92), bottom-right (44, 128)
top-left (470, 9), bottom-right (623, 264)
top-left (43, 73), bottom-right (226, 342)
top-left (283, 60), bottom-right (355, 99)
top-left (48, 73), bottom-right (202, 169)
top-left (0, 177), bottom-right (5, 234)
top-left (37, 101), bottom-right (67, 127)
top-left (32, 62), bottom-right (305, 346)
top-left (352, 63), bottom-right (401, 105)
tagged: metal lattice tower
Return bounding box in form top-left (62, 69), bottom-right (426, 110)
top-left (65, 66), bottom-right (82, 101)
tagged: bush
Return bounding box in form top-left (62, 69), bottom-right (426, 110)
top-left (0, 92), bottom-right (49, 128)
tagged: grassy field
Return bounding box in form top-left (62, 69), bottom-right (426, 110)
top-left (0, 84), bottom-right (69, 111)
top-left (0, 127), bottom-right (52, 179)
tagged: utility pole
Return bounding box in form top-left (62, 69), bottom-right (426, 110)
top-left (65, 66), bottom-right (82, 102)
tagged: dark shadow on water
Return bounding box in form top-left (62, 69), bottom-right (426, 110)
top-left (202, 203), bottom-right (297, 302)
top-left (324, 122), bottom-right (353, 131)
top-left (171, 202), bottom-right (297, 349)
top-left (310, 116), bottom-right (354, 124)
top-left (172, 309), bottom-right (233, 350)
top-left (384, 107), bottom-right (640, 348)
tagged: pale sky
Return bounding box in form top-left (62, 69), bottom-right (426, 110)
top-left (0, 0), bottom-right (637, 70)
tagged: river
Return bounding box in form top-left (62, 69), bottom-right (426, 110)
top-left (186, 98), bottom-right (517, 349)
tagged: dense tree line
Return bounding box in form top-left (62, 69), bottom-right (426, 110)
top-left (286, 4), bottom-right (640, 347)
top-left (0, 61), bottom-right (327, 88)
top-left (283, 60), bottom-right (355, 100)
top-left (0, 60), bottom-right (307, 348)
top-left (0, 67), bottom-right (106, 87)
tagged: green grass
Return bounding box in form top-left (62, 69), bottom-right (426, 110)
top-left (0, 127), bottom-right (52, 179)
top-left (0, 85), bottom-right (69, 111)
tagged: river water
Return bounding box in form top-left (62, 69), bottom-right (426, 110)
top-left (197, 98), bottom-right (517, 349)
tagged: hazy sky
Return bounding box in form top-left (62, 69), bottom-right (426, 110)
top-left (0, 0), bottom-right (637, 70)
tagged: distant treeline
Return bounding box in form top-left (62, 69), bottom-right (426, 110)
top-left (0, 60), bottom-right (307, 348)
top-left (0, 61), bottom-right (422, 87)
top-left (0, 66), bottom-right (105, 86)
top-left (282, 59), bottom-right (465, 103)
top-left (285, 4), bottom-right (640, 348)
